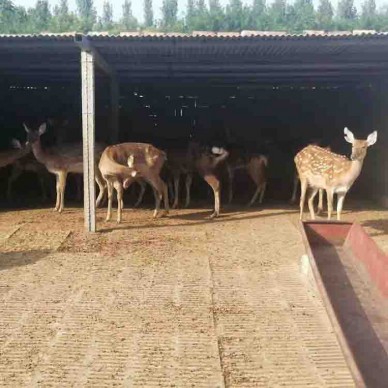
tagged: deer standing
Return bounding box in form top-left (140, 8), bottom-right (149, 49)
top-left (99, 143), bottom-right (169, 223)
top-left (295, 128), bottom-right (377, 220)
top-left (226, 153), bottom-right (268, 207)
top-left (24, 123), bottom-right (106, 212)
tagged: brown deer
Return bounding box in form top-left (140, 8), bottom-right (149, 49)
top-left (226, 153), bottom-right (268, 207)
top-left (24, 123), bottom-right (106, 213)
top-left (0, 139), bottom-right (30, 169)
top-left (129, 142), bottom-right (229, 218)
top-left (295, 128), bottom-right (377, 220)
top-left (188, 143), bottom-right (229, 218)
top-left (98, 143), bottom-right (169, 223)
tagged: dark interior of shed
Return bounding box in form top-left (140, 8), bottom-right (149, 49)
top-left (0, 76), bottom-right (386, 208)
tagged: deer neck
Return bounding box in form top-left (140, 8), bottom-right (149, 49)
top-left (31, 140), bottom-right (49, 165)
top-left (343, 157), bottom-right (364, 186)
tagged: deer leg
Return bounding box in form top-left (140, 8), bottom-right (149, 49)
top-left (291, 174), bottom-right (299, 203)
top-left (113, 180), bottom-right (124, 223)
top-left (203, 174), bottom-right (221, 219)
top-left (6, 164), bottom-right (22, 202)
top-left (326, 189), bottom-right (334, 220)
top-left (144, 177), bottom-right (163, 218)
top-left (172, 173), bottom-right (180, 209)
top-left (259, 182), bottom-right (267, 204)
top-left (227, 165), bottom-right (234, 204)
top-left (248, 185), bottom-right (261, 207)
top-left (95, 170), bottom-right (106, 208)
top-left (134, 180), bottom-right (146, 208)
top-left (299, 178), bottom-right (308, 220)
top-left (336, 192), bottom-right (346, 221)
top-left (105, 180), bottom-right (113, 222)
top-left (57, 171), bottom-right (68, 213)
top-left (308, 188), bottom-right (319, 220)
top-left (54, 174), bottom-right (60, 211)
top-left (184, 173), bottom-right (193, 208)
top-left (317, 189), bottom-right (324, 215)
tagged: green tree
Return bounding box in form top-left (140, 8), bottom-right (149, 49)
top-left (360, 0), bottom-right (376, 28)
top-left (144, 0), bottom-right (153, 28)
top-left (249, 0), bottom-right (267, 30)
top-left (337, 0), bottom-right (357, 20)
top-left (52, 0), bottom-right (76, 32)
top-left (121, 0), bottom-right (137, 30)
top-left (30, 0), bottom-right (51, 32)
top-left (316, 0), bottom-right (333, 30)
top-left (290, 0), bottom-right (315, 32)
top-left (76, 0), bottom-right (96, 32)
top-left (161, 0), bottom-right (178, 30)
top-left (0, 0), bottom-right (16, 33)
top-left (208, 0), bottom-right (224, 31)
top-left (225, 0), bottom-right (248, 31)
top-left (268, 0), bottom-right (287, 30)
top-left (101, 0), bottom-right (113, 30)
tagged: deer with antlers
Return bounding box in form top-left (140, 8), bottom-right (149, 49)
top-left (99, 143), bottom-right (169, 223)
top-left (24, 123), bottom-right (106, 212)
top-left (295, 128), bottom-right (377, 220)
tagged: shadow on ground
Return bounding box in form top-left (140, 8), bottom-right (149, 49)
top-left (0, 250), bottom-right (50, 271)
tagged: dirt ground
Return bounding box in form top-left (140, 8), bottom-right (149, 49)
top-left (0, 201), bottom-right (386, 387)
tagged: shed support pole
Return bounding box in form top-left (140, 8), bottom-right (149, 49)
top-left (111, 79), bottom-right (119, 143)
top-left (81, 50), bottom-right (96, 232)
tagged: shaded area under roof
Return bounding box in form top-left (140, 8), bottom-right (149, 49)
top-left (1, 32), bottom-right (388, 86)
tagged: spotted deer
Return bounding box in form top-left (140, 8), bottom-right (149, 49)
top-left (24, 123), bottom-right (107, 212)
top-left (295, 128), bottom-right (377, 220)
top-left (98, 143), bottom-right (169, 223)
top-left (290, 144), bottom-right (331, 214)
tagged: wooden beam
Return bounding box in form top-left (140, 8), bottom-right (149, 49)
top-left (75, 34), bottom-right (116, 78)
top-left (81, 49), bottom-right (96, 233)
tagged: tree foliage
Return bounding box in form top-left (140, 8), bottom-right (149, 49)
top-left (2, 0), bottom-right (388, 34)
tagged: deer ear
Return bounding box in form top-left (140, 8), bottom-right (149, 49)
top-left (38, 123), bottom-right (47, 135)
top-left (23, 123), bottom-right (30, 133)
top-left (11, 139), bottom-right (21, 149)
top-left (366, 131), bottom-right (377, 146)
top-left (344, 127), bottom-right (355, 144)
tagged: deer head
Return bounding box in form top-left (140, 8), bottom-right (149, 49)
top-left (24, 123), bottom-right (47, 145)
top-left (344, 127), bottom-right (377, 161)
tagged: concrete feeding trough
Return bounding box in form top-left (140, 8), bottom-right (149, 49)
top-left (300, 221), bottom-right (388, 388)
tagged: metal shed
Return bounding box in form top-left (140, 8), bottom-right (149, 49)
top-left (1, 31), bottom-right (387, 231)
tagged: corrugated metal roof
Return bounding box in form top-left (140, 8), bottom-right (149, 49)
top-left (1, 31), bottom-right (388, 86)
top-left (0, 30), bottom-right (386, 40)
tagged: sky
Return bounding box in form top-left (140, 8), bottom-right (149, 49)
top-left (12, 0), bottom-right (386, 23)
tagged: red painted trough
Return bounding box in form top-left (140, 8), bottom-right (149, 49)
top-left (300, 221), bottom-right (388, 388)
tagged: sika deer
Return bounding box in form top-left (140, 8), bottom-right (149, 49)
top-left (0, 139), bottom-right (30, 169)
top-left (188, 142), bottom-right (229, 218)
top-left (227, 152), bottom-right (268, 207)
top-left (295, 128), bottom-right (377, 220)
top-left (24, 123), bottom-right (106, 212)
top-left (99, 143), bottom-right (169, 223)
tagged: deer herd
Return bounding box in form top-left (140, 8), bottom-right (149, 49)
top-left (0, 122), bottom-right (378, 224)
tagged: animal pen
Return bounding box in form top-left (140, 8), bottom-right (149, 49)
top-left (0, 32), bottom-right (387, 231)
top-left (0, 31), bottom-right (388, 387)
